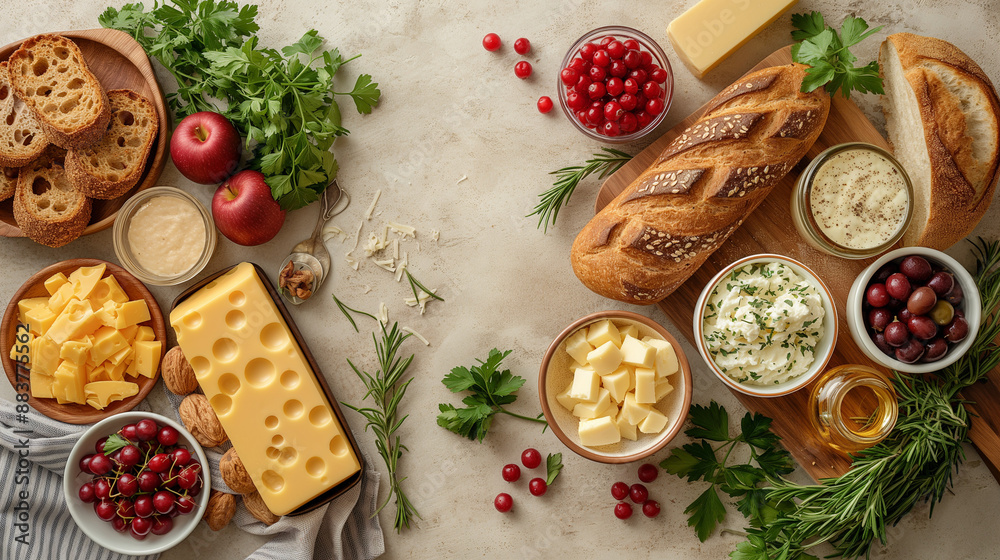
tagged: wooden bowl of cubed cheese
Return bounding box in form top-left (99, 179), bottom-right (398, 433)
top-left (538, 311), bottom-right (692, 463)
top-left (1, 259), bottom-right (166, 424)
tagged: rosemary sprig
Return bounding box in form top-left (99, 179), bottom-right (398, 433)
top-left (529, 148), bottom-right (633, 231)
top-left (332, 294), bottom-right (376, 332)
top-left (339, 313), bottom-right (420, 531)
top-left (404, 269), bottom-right (444, 303)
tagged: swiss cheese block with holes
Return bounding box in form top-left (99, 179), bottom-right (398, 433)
top-left (169, 263), bottom-right (360, 516)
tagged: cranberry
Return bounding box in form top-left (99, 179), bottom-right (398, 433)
top-left (521, 448), bottom-right (542, 469)
top-left (585, 106), bottom-right (603, 125)
top-left (606, 40), bottom-right (625, 59)
top-left (560, 67), bottom-right (579, 86)
top-left (619, 112), bottom-right (638, 133)
top-left (650, 67), bottom-right (668, 83)
top-left (567, 91), bottom-right (586, 111)
top-left (151, 516), bottom-right (173, 536)
top-left (89, 454), bottom-right (112, 476)
top-left (639, 51), bottom-right (653, 68)
top-left (611, 482), bottom-right (629, 500)
top-left (580, 43), bottom-right (598, 61)
top-left (588, 65), bottom-right (607, 82)
top-left (602, 121), bottom-right (620, 137)
top-left (514, 61), bottom-right (532, 79)
top-left (637, 463), bottom-right (658, 483)
top-left (642, 81), bottom-right (661, 99)
top-left (592, 49), bottom-right (611, 67)
top-left (78, 482), bottom-right (95, 503)
top-left (618, 93), bottom-right (637, 111)
top-left (623, 78), bottom-right (639, 95)
top-left (623, 50), bottom-right (641, 69)
top-left (587, 81), bottom-right (606, 100)
top-left (514, 37), bottom-right (530, 55)
top-left (636, 110), bottom-right (652, 129)
top-left (94, 499), bottom-right (116, 522)
top-left (528, 478), bottom-right (548, 496)
top-left (646, 98), bottom-right (665, 117)
top-left (866, 283), bottom-right (891, 307)
top-left (576, 110), bottom-right (588, 124)
top-left (614, 502), bottom-right (633, 520)
top-left (494, 493), bottom-right (513, 513)
top-left (629, 483), bottom-right (649, 504)
top-left (482, 33), bottom-right (501, 51)
top-left (608, 60), bottom-right (628, 77)
top-left (574, 75), bottom-right (592, 95)
top-left (628, 69), bottom-right (647, 85)
top-left (599, 36), bottom-right (614, 48)
top-left (621, 39), bottom-right (639, 50)
top-left (605, 77), bottom-right (624, 97)
top-left (537, 96), bottom-right (553, 114)
top-left (568, 57), bottom-right (588, 73)
top-left (604, 101), bottom-right (623, 121)
top-left (642, 500), bottom-right (661, 518)
top-left (502, 464), bottom-right (521, 482)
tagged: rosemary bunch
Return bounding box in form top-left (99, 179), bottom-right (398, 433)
top-left (529, 148), bottom-right (632, 231)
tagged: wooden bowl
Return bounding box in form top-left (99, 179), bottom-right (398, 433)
top-left (538, 311), bottom-right (692, 464)
top-left (0, 29), bottom-right (169, 241)
top-left (1, 258), bottom-right (166, 424)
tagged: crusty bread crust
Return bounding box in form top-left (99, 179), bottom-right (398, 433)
top-left (12, 148), bottom-right (90, 247)
top-left (7, 34), bottom-right (111, 150)
top-left (571, 64), bottom-right (830, 305)
top-left (0, 61), bottom-right (49, 167)
top-left (0, 165), bottom-right (17, 201)
top-left (881, 33), bottom-right (1000, 250)
top-left (67, 89), bottom-right (158, 199)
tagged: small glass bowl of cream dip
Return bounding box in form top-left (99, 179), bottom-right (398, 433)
top-left (113, 187), bottom-right (216, 286)
top-left (791, 143), bottom-right (913, 259)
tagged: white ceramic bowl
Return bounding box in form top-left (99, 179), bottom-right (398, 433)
top-left (63, 411), bottom-right (211, 554)
top-left (846, 247), bottom-right (981, 373)
top-left (693, 254), bottom-right (839, 397)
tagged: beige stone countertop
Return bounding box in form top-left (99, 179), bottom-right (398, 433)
top-left (3, 0), bottom-right (1000, 558)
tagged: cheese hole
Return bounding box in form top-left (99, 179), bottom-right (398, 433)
top-left (264, 415), bottom-right (279, 429)
top-left (189, 356), bottom-right (210, 377)
top-left (229, 291), bottom-right (246, 306)
top-left (260, 322), bottom-right (288, 350)
top-left (329, 435), bottom-right (348, 457)
top-left (278, 447), bottom-right (297, 466)
top-left (210, 394), bottom-right (232, 415)
top-left (279, 370), bottom-right (299, 389)
top-left (265, 446), bottom-right (280, 459)
top-left (305, 457), bottom-right (326, 477)
top-left (212, 338), bottom-right (238, 362)
top-left (90, 282), bottom-right (109, 300)
top-left (183, 312), bottom-right (202, 328)
top-left (271, 435), bottom-right (283, 446)
top-left (283, 399), bottom-right (304, 419)
top-left (225, 310), bottom-right (246, 329)
top-left (218, 373), bottom-right (240, 395)
top-left (245, 358), bottom-right (276, 387)
top-left (308, 406), bottom-right (331, 427)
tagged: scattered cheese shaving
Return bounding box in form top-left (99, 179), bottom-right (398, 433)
top-left (392, 238), bottom-right (399, 260)
top-left (365, 232), bottom-right (388, 257)
top-left (402, 327), bottom-right (430, 346)
top-left (352, 221), bottom-right (363, 250)
top-left (395, 252), bottom-right (408, 282)
top-left (345, 251), bottom-right (359, 271)
top-left (456, 175), bottom-right (468, 185)
top-left (322, 225), bottom-right (346, 242)
top-left (363, 285), bottom-right (372, 294)
top-left (378, 302), bottom-right (388, 325)
top-left (431, 230), bottom-right (440, 242)
top-left (373, 258), bottom-right (396, 272)
top-left (388, 222), bottom-right (416, 238)
top-left (365, 190), bottom-right (381, 221)
top-left (404, 289), bottom-right (437, 315)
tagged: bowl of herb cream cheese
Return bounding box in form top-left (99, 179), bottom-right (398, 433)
top-left (693, 254), bottom-right (838, 397)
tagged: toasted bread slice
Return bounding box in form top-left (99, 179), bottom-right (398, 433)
top-left (7, 34), bottom-right (111, 150)
top-left (67, 89), bottom-right (158, 199)
top-left (0, 166), bottom-right (17, 200)
top-left (0, 62), bottom-right (49, 166)
top-left (12, 148), bottom-right (90, 247)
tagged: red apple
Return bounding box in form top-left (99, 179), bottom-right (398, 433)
top-left (212, 170), bottom-right (286, 246)
top-left (170, 111), bottom-right (242, 184)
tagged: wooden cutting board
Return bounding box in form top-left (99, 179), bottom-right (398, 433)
top-left (596, 46), bottom-right (1000, 481)
top-left (0, 28), bottom-right (169, 239)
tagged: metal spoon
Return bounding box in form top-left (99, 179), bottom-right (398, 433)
top-left (278, 180), bottom-right (350, 305)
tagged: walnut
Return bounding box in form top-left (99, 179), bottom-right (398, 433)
top-left (161, 346), bottom-right (199, 395)
top-left (278, 261), bottom-right (314, 300)
top-left (243, 490), bottom-right (279, 525)
top-left (178, 394), bottom-right (228, 447)
top-left (220, 448), bottom-right (257, 494)
top-left (203, 489), bottom-right (236, 531)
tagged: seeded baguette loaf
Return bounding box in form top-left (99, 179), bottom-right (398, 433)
top-left (7, 34), bottom-right (111, 150)
top-left (880, 33), bottom-right (1000, 251)
top-left (12, 148), bottom-right (91, 247)
top-left (0, 166), bottom-right (17, 200)
top-left (0, 61), bottom-right (49, 167)
top-left (67, 89), bottom-right (158, 199)
top-left (571, 64), bottom-right (830, 304)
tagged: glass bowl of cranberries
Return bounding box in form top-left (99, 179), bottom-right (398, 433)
top-left (558, 26), bottom-right (674, 142)
top-left (847, 247), bottom-right (982, 374)
top-left (63, 411), bottom-right (212, 554)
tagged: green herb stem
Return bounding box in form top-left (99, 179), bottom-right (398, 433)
top-left (529, 148), bottom-right (632, 232)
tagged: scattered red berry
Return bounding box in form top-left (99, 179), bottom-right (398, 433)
top-left (537, 96), bottom-right (553, 114)
top-left (514, 61), bottom-right (532, 79)
top-left (528, 478), bottom-right (548, 496)
top-left (637, 463), bottom-right (658, 483)
top-left (514, 37), bottom-right (531, 55)
top-left (521, 448), bottom-right (542, 469)
top-left (611, 481), bottom-right (629, 500)
top-left (482, 33), bottom-right (501, 52)
top-left (642, 500), bottom-right (661, 518)
top-left (495, 493), bottom-right (514, 513)
top-left (614, 502), bottom-right (633, 520)
top-left (629, 483), bottom-right (649, 504)
top-left (502, 464), bottom-right (522, 482)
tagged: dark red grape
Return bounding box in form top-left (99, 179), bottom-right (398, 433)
top-left (907, 315), bottom-right (938, 340)
top-left (921, 339), bottom-right (949, 362)
top-left (895, 339), bottom-right (925, 363)
top-left (868, 308), bottom-right (892, 331)
top-left (884, 321), bottom-right (910, 347)
top-left (151, 516), bottom-right (173, 536)
top-left (134, 495), bottom-right (154, 518)
top-left (111, 517), bottom-right (128, 533)
top-left (945, 283), bottom-right (964, 306)
top-left (137, 470), bottom-right (159, 493)
top-left (94, 499), bottom-right (116, 522)
top-left (887, 297), bottom-right (905, 311)
top-left (866, 283), bottom-right (891, 307)
top-left (945, 316), bottom-right (970, 343)
top-left (872, 332), bottom-right (894, 356)
top-left (907, 287), bottom-right (937, 315)
top-left (873, 263), bottom-right (897, 283)
top-left (927, 271), bottom-right (955, 296)
top-left (886, 273), bottom-right (912, 300)
top-left (897, 308), bottom-right (913, 323)
top-left (900, 256), bottom-right (933, 283)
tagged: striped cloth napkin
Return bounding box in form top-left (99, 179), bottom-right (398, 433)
top-left (0, 397), bottom-right (385, 560)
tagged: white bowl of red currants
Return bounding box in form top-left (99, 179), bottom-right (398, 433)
top-left (63, 411), bottom-right (211, 554)
top-left (847, 247), bottom-right (981, 374)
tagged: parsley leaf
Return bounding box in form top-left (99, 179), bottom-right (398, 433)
top-left (101, 433), bottom-right (130, 456)
top-left (790, 11), bottom-right (884, 98)
top-left (437, 349), bottom-right (546, 441)
top-left (686, 486), bottom-right (727, 542)
top-left (789, 11), bottom-right (826, 40)
top-left (545, 453), bottom-right (563, 485)
top-left (686, 401), bottom-right (730, 442)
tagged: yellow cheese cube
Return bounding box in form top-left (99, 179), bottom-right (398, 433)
top-left (620, 336), bottom-right (656, 369)
top-left (32, 337), bottom-right (61, 376)
top-left (109, 345), bottom-right (133, 366)
top-left (44, 272), bottom-right (69, 295)
top-left (135, 326), bottom-right (155, 342)
top-left (617, 323), bottom-right (640, 340)
top-left (69, 264), bottom-right (106, 300)
top-left (133, 340), bottom-right (161, 378)
top-left (87, 363), bottom-right (111, 383)
top-left (9, 330), bottom-right (33, 364)
top-left (47, 282), bottom-right (76, 315)
top-left (572, 388), bottom-right (612, 419)
top-left (29, 370), bottom-right (55, 399)
top-left (90, 326), bottom-right (130, 364)
top-left (622, 393), bottom-right (652, 426)
top-left (586, 319), bottom-right (621, 349)
top-left (88, 275), bottom-right (129, 307)
top-left (601, 366), bottom-right (632, 404)
top-left (655, 378), bottom-right (674, 402)
top-left (587, 341), bottom-right (623, 375)
top-left (119, 325), bottom-right (138, 343)
top-left (616, 409), bottom-right (638, 441)
top-left (84, 380), bottom-right (139, 410)
top-left (24, 305), bottom-right (57, 337)
top-left (54, 361), bottom-right (86, 404)
top-left (95, 301), bottom-right (119, 328)
top-left (115, 300), bottom-right (150, 330)
top-left (644, 337), bottom-right (679, 379)
top-left (556, 381), bottom-right (581, 412)
top-left (46, 299), bottom-right (102, 345)
top-left (578, 416), bottom-right (621, 447)
top-left (564, 328), bottom-right (594, 366)
top-left (639, 408), bottom-right (669, 434)
top-left (568, 366), bottom-right (600, 402)
top-left (107, 359), bottom-right (128, 382)
top-left (634, 367), bottom-right (657, 404)
top-left (125, 355), bottom-right (139, 378)
top-left (60, 338), bottom-right (93, 366)
top-left (17, 297), bottom-right (49, 325)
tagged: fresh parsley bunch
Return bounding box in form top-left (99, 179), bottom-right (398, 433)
top-left (661, 401), bottom-right (794, 542)
top-left (790, 11), bottom-right (883, 99)
top-left (100, 0), bottom-right (380, 210)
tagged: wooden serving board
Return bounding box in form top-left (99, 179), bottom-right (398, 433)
top-left (0, 28), bottom-right (169, 239)
top-left (596, 46), bottom-right (1000, 481)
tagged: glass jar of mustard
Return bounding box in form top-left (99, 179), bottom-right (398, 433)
top-left (808, 364), bottom-right (898, 454)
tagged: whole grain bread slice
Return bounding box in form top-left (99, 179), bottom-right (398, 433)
top-left (67, 89), bottom-right (158, 199)
top-left (7, 34), bottom-right (111, 150)
top-left (0, 166), bottom-right (17, 201)
top-left (12, 147), bottom-right (91, 247)
top-left (0, 61), bottom-right (49, 167)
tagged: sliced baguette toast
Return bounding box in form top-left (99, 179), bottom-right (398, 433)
top-left (12, 148), bottom-right (91, 247)
top-left (7, 34), bottom-right (111, 150)
top-left (0, 166), bottom-right (17, 201)
top-left (67, 89), bottom-right (158, 199)
top-left (0, 61), bottom-right (49, 166)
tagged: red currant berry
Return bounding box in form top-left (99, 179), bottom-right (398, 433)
top-left (94, 499), bottom-right (116, 522)
top-left (650, 67), bottom-right (668, 83)
top-left (587, 81), bottom-right (606, 100)
top-left (568, 57), bottom-right (588, 73)
top-left (623, 50), bottom-right (641, 69)
top-left (592, 49), bottom-right (611, 67)
top-left (604, 101), bottom-right (623, 121)
top-left (642, 500), bottom-right (661, 518)
top-left (619, 112), bottom-right (638, 133)
top-left (560, 67), bottom-right (579, 86)
top-left (89, 454), bottom-right (112, 476)
top-left (502, 464), bottom-right (521, 482)
top-left (78, 482), bottom-right (96, 503)
top-left (646, 98), bottom-right (665, 117)
top-left (514, 37), bottom-right (530, 55)
top-left (528, 478), bottom-right (548, 496)
top-left (614, 502), bottom-right (633, 520)
top-left (136, 419), bottom-right (158, 442)
top-left (606, 40), bottom-right (625, 59)
top-left (151, 516), bottom-right (173, 536)
top-left (611, 481), bottom-right (629, 500)
top-left (134, 495), bottom-right (155, 518)
top-left (521, 448), bottom-right (542, 469)
top-left (494, 493), bottom-right (513, 513)
top-left (623, 39), bottom-right (640, 51)
top-left (609, 60), bottom-right (628, 78)
top-left (588, 65), bottom-right (607, 82)
top-left (482, 33), bottom-right (501, 52)
top-left (642, 81), bottom-right (662, 100)
top-left (579, 43), bottom-right (598, 61)
top-left (637, 463), bottom-right (658, 483)
top-left (157, 426), bottom-right (180, 447)
top-left (629, 483), bottom-right (649, 503)
top-left (514, 61), bottom-right (532, 79)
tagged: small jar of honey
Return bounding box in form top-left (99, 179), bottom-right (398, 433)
top-left (809, 364), bottom-right (898, 454)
